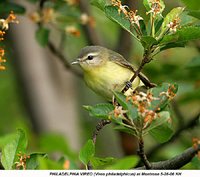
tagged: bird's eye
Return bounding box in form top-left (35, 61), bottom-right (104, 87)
top-left (87, 55), bottom-right (94, 60)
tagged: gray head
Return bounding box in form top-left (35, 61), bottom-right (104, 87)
top-left (72, 46), bottom-right (109, 71)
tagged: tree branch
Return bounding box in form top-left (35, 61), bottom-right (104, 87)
top-left (147, 112), bottom-right (200, 158)
top-left (136, 144), bottom-right (200, 169)
top-left (138, 137), bottom-right (152, 169)
top-left (47, 42), bottom-right (83, 78)
top-left (87, 120), bottom-right (111, 170)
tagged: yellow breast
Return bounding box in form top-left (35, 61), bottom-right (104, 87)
top-left (83, 61), bottom-right (141, 100)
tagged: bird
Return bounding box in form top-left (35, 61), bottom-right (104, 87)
top-left (72, 46), bottom-right (153, 100)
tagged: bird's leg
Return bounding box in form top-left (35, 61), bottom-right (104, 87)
top-left (125, 81), bottom-right (132, 90)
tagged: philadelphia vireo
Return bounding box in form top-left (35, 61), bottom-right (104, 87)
top-left (72, 46), bottom-right (152, 100)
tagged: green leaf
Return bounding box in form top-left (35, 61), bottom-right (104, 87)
top-left (162, 7), bottom-right (185, 31)
top-left (180, 0), bottom-right (200, 10)
top-left (106, 155), bottom-right (139, 169)
top-left (148, 112), bottom-right (173, 143)
top-left (26, 153), bottom-right (47, 170)
top-left (0, 2), bottom-right (26, 14)
top-left (38, 156), bottom-right (63, 170)
top-left (104, 6), bottom-right (136, 39)
top-left (114, 125), bottom-right (137, 136)
top-left (160, 42), bottom-right (186, 51)
top-left (150, 83), bottom-right (178, 111)
top-left (140, 36), bottom-right (158, 49)
top-left (83, 103), bottom-right (114, 119)
top-left (144, 111), bottom-right (171, 132)
top-left (35, 27), bottom-right (50, 47)
top-left (79, 139), bottom-right (95, 166)
top-left (114, 92), bottom-right (138, 120)
top-left (90, 157), bottom-right (115, 169)
top-left (39, 133), bottom-right (76, 159)
top-left (161, 26), bottom-right (200, 45)
top-left (186, 55), bottom-right (200, 68)
top-left (1, 129), bottom-right (28, 170)
top-left (143, 0), bottom-right (165, 13)
top-left (90, 0), bottom-right (106, 11)
top-left (188, 10), bottom-right (200, 20)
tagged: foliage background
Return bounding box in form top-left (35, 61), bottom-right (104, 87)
top-left (0, 0), bottom-right (200, 169)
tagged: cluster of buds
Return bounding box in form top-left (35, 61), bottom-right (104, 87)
top-left (65, 26), bottom-right (80, 37)
top-left (15, 152), bottom-right (30, 170)
top-left (160, 84), bottom-right (176, 100)
top-left (80, 13), bottom-right (95, 28)
top-left (146, 0), bottom-right (163, 17)
top-left (110, 105), bottom-right (127, 118)
top-left (29, 8), bottom-right (55, 24)
top-left (192, 138), bottom-right (200, 159)
top-left (111, 0), bottom-right (143, 30)
top-left (0, 11), bottom-right (18, 71)
top-left (167, 17), bottom-right (181, 33)
top-left (127, 91), bottom-right (159, 128)
top-left (0, 48), bottom-right (6, 71)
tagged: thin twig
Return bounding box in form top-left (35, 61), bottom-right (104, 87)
top-left (122, 54), bottom-right (153, 93)
top-left (136, 144), bottom-right (200, 169)
top-left (147, 112), bottom-right (200, 158)
top-left (137, 137), bottom-right (152, 169)
top-left (87, 120), bottom-right (111, 170)
top-left (47, 42), bottom-right (83, 78)
top-left (92, 120), bottom-right (111, 144)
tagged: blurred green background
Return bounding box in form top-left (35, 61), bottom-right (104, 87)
top-left (0, 0), bottom-right (200, 169)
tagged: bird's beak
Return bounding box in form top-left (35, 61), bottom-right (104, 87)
top-left (71, 58), bottom-right (81, 65)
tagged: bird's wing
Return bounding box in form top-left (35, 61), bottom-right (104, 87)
top-left (108, 49), bottom-right (155, 88)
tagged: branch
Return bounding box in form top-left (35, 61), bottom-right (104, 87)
top-left (92, 120), bottom-right (111, 144)
top-left (79, 0), bottom-right (102, 45)
top-left (147, 112), bottom-right (200, 158)
top-left (138, 137), bottom-right (151, 169)
top-left (47, 42), bottom-right (83, 78)
top-left (136, 144), bottom-right (200, 169)
top-left (122, 54), bottom-right (154, 93)
top-left (87, 120), bottom-right (111, 170)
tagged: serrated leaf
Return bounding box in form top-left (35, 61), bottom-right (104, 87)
top-left (83, 103), bottom-right (114, 119)
top-left (161, 26), bottom-right (200, 44)
top-left (0, 2), bottom-right (26, 14)
top-left (106, 155), bottom-right (139, 169)
top-left (90, 0), bottom-right (106, 11)
top-left (162, 7), bottom-right (185, 31)
top-left (35, 27), bottom-right (50, 47)
top-left (79, 140), bottom-right (95, 166)
top-left (141, 36), bottom-right (158, 49)
top-left (114, 125), bottom-right (137, 136)
top-left (148, 112), bottom-right (173, 143)
top-left (90, 157), bottom-right (115, 169)
top-left (1, 129), bottom-right (28, 170)
top-left (180, 0), bottom-right (200, 10)
top-left (144, 111), bottom-right (171, 133)
top-left (26, 153), bottom-right (47, 170)
top-left (114, 92), bottom-right (138, 120)
top-left (149, 83), bottom-right (178, 111)
top-left (160, 42), bottom-right (186, 51)
top-left (104, 6), bottom-right (137, 39)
